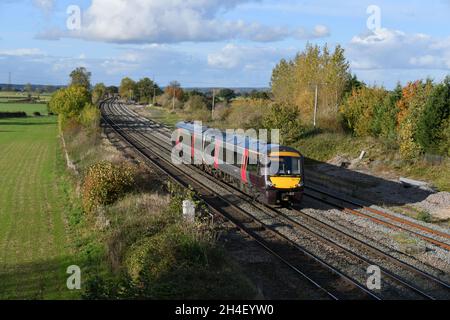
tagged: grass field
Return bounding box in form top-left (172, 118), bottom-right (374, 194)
top-left (0, 103), bottom-right (48, 116)
top-left (0, 114), bottom-right (80, 299)
top-left (0, 91), bottom-right (51, 103)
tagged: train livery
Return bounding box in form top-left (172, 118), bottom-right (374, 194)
top-left (173, 121), bottom-right (305, 205)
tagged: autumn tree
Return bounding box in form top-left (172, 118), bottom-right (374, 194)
top-left (119, 77), bottom-right (137, 100)
top-left (396, 80), bottom-right (434, 159)
top-left (92, 83), bottom-right (107, 104)
top-left (340, 86), bottom-right (398, 140)
top-left (165, 81), bottom-right (183, 99)
top-left (70, 67), bottom-right (92, 90)
top-left (271, 44), bottom-right (351, 130)
top-left (48, 85), bottom-right (91, 120)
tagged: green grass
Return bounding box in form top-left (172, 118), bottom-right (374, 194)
top-left (0, 115), bottom-right (81, 299)
top-left (0, 103), bottom-right (48, 116)
top-left (145, 106), bottom-right (182, 128)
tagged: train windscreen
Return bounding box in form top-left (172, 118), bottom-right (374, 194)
top-left (265, 157), bottom-right (302, 175)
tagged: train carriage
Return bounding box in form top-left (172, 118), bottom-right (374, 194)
top-left (173, 121), bottom-right (305, 205)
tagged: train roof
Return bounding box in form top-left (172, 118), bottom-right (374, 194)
top-left (176, 121), bottom-right (301, 156)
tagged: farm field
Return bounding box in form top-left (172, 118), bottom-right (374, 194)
top-left (0, 114), bottom-right (79, 299)
top-left (0, 103), bottom-right (48, 116)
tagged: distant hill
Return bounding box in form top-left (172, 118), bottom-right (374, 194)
top-left (183, 87), bottom-right (270, 94)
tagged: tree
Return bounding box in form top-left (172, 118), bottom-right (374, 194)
top-left (271, 43), bottom-right (351, 130)
top-left (48, 85), bottom-right (91, 119)
top-left (344, 74), bottom-right (365, 96)
top-left (165, 81), bottom-right (184, 109)
top-left (136, 78), bottom-right (161, 104)
top-left (340, 86), bottom-right (397, 139)
top-left (415, 77), bottom-right (450, 154)
top-left (106, 86), bottom-right (119, 95)
top-left (217, 89), bottom-right (236, 103)
top-left (92, 83), bottom-right (107, 104)
top-left (70, 67), bottom-right (92, 90)
top-left (262, 104), bottom-right (304, 145)
top-left (396, 80), bottom-right (434, 159)
top-left (24, 83), bottom-right (33, 96)
top-left (119, 77), bottom-right (137, 100)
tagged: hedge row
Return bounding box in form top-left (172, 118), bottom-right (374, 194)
top-left (0, 112), bottom-right (27, 118)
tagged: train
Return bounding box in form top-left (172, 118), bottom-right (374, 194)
top-left (173, 121), bottom-right (305, 206)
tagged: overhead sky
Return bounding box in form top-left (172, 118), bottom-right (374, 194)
top-left (0, 0), bottom-right (449, 88)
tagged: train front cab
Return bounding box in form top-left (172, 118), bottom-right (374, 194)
top-left (262, 150), bottom-right (304, 206)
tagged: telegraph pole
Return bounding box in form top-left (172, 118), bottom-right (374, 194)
top-left (172, 92), bottom-right (175, 111)
top-left (212, 88), bottom-right (216, 119)
top-left (313, 84), bottom-right (318, 128)
top-left (152, 75), bottom-right (156, 106)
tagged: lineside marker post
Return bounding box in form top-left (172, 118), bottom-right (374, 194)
top-left (183, 200), bottom-right (196, 223)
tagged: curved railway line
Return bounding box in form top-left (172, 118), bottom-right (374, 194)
top-left (101, 98), bottom-right (450, 300)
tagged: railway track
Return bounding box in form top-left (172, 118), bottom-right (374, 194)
top-left (303, 187), bottom-right (450, 251)
top-left (101, 99), bottom-right (450, 300)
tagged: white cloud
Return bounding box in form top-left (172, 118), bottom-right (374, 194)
top-left (33, 0), bottom-right (54, 11)
top-left (348, 28), bottom-right (450, 71)
top-left (60, 0), bottom-right (330, 44)
top-left (0, 48), bottom-right (45, 57)
top-left (207, 43), bottom-right (293, 70)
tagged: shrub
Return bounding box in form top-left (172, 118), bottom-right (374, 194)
top-left (397, 81), bottom-right (434, 159)
top-left (184, 95), bottom-right (211, 122)
top-left (415, 78), bottom-right (450, 154)
top-left (48, 85), bottom-right (91, 119)
top-left (438, 118), bottom-right (450, 156)
top-left (33, 111), bottom-right (41, 117)
top-left (262, 103), bottom-right (304, 145)
top-left (79, 103), bottom-right (101, 133)
top-left (82, 161), bottom-right (136, 213)
top-left (225, 98), bottom-right (270, 130)
top-left (340, 86), bottom-right (395, 138)
top-left (417, 211), bottom-right (432, 223)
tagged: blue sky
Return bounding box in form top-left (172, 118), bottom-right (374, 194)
top-left (0, 0), bottom-right (449, 88)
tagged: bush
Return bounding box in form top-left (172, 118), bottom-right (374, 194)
top-left (396, 81), bottom-right (434, 159)
top-left (85, 213), bottom-right (255, 299)
top-left (340, 86), bottom-right (395, 138)
top-left (79, 103), bottom-right (101, 133)
top-left (262, 103), bottom-right (304, 145)
top-left (82, 161), bottom-right (136, 213)
top-left (415, 78), bottom-right (450, 154)
top-left (225, 98), bottom-right (270, 130)
top-left (438, 119), bottom-right (450, 156)
top-left (33, 111), bottom-right (41, 117)
top-left (417, 211), bottom-right (432, 223)
top-left (48, 85), bottom-right (91, 119)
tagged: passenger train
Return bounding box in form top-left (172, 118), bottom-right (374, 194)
top-left (173, 121), bottom-right (305, 205)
